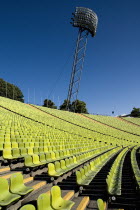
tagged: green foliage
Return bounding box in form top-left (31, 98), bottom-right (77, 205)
top-left (43, 99), bottom-right (57, 109)
top-left (0, 78), bottom-right (24, 102)
top-left (131, 107), bottom-right (140, 117)
top-left (71, 100), bottom-right (88, 113)
top-left (60, 99), bottom-right (88, 113)
top-left (59, 100), bottom-right (70, 111)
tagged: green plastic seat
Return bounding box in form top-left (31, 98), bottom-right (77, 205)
top-left (10, 173), bottom-right (33, 195)
top-left (43, 146), bottom-right (49, 153)
top-left (4, 142), bottom-right (11, 149)
top-left (97, 198), bottom-right (105, 210)
top-left (55, 151), bottom-right (61, 160)
top-left (24, 142), bottom-right (30, 148)
top-left (65, 159), bottom-right (73, 170)
top-left (55, 161), bottom-right (65, 173)
top-left (20, 148), bottom-right (27, 157)
top-left (37, 193), bottom-right (53, 210)
top-left (39, 147), bottom-right (44, 154)
top-left (32, 154), bottom-right (43, 166)
top-left (51, 151), bottom-right (56, 160)
top-left (3, 149), bottom-right (17, 160)
top-left (39, 154), bottom-right (47, 164)
top-left (60, 160), bottom-right (69, 172)
top-left (19, 204), bottom-right (36, 210)
top-left (51, 186), bottom-right (75, 209)
top-left (59, 151), bottom-right (64, 158)
top-left (35, 142), bottom-right (39, 147)
top-left (18, 142), bottom-right (24, 148)
top-left (33, 147), bottom-right (39, 154)
top-left (45, 152), bottom-right (52, 162)
top-left (29, 142), bottom-right (34, 147)
top-left (76, 171), bottom-right (83, 185)
top-left (12, 148), bottom-right (21, 158)
top-left (27, 148), bottom-right (33, 155)
top-left (0, 178), bottom-right (21, 206)
top-left (12, 142), bottom-right (18, 148)
top-left (24, 155), bottom-right (39, 167)
top-left (48, 163), bottom-right (63, 177)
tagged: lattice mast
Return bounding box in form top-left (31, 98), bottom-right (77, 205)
top-left (66, 7), bottom-right (98, 111)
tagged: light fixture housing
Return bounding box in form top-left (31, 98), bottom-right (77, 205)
top-left (71, 7), bottom-right (98, 37)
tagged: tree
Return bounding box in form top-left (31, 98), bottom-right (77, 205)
top-left (0, 78), bottom-right (24, 102)
top-left (71, 100), bottom-right (88, 113)
top-left (60, 99), bottom-right (88, 113)
top-left (131, 107), bottom-right (140, 117)
top-left (43, 99), bottom-right (57, 109)
top-left (60, 99), bottom-right (70, 110)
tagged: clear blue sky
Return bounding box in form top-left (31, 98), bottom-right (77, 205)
top-left (0, 0), bottom-right (140, 115)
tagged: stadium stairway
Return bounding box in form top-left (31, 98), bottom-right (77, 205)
top-left (56, 153), bottom-right (117, 209)
top-left (108, 151), bottom-right (140, 210)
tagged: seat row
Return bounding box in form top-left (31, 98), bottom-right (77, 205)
top-left (106, 147), bottom-right (129, 195)
top-left (76, 147), bottom-right (122, 186)
top-left (48, 146), bottom-right (115, 178)
top-left (2, 145), bottom-right (96, 161)
top-left (0, 141), bottom-right (97, 151)
top-left (131, 146), bottom-right (140, 188)
top-left (20, 185), bottom-right (74, 210)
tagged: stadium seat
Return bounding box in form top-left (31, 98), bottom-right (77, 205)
top-left (48, 163), bottom-right (64, 177)
top-left (51, 186), bottom-right (75, 209)
top-left (10, 173), bottom-right (33, 195)
top-left (0, 178), bottom-right (21, 206)
top-left (37, 193), bottom-right (53, 210)
top-left (3, 149), bottom-right (17, 160)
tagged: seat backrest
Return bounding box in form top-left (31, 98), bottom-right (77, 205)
top-left (51, 186), bottom-right (61, 206)
top-left (4, 142), bottom-right (11, 149)
top-left (65, 158), bottom-right (70, 167)
top-left (12, 148), bottom-right (20, 157)
top-left (25, 142), bottom-right (30, 148)
top-left (55, 161), bottom-right (61, 171)
top-left (46, 152), bottom-right (51, 160)
top-left (60, 160), bottom-right (66, 170)
top-left (33, 147), bottom-right (39, 154)
top-left (0, 178), bottom-right (10, 200)
top-left (27, 148), bottom-right (33, 155)
top-left (10, 173), bottom-right (23, 192)
top-left (97, 198), bottom-right (105, 210)
top-left (39, 147), bottom-right (44, 153)
top-left (76, 171), bottom-right (82, 184)
top-left (18, 142), bottom-right (24, 148)
top-left (51, 152), bottom-right (56, 160)
top-left (12, 142), bottom-right (18, 148)
top-left (69, 158), bottom-right (73, 165)
top-left (32, 154), bottom-right (40, 164)
top-left (35, 142), bottom-right (39, 147)
top-left (20, 148), bottom-right (27, 156)
top-left (19, 204), bottom-right (36, 210)
top-left (80, 168), bottom-right (85, 179)
top-left (3, 149), bottom-right (12, 158)
top-left (24, 155), bottom-right (33, 166)
top-left (84, 165), bottom-right (88, 175)
top-left (55, 151), bottom-right (60, 159)
top-left (73, 156), bottom-right (77, 164)
top-left (37, 193), bottom-right (52, 210)
top-left (44, 146), bottom-right (48, 153)
top-left (48, 163), bottom-right (56, 176)
top-left (39, 154), bottom-right (46, 162)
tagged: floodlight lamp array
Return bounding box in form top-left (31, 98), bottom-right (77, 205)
top-left (71, 7), bottom-right (98, 37)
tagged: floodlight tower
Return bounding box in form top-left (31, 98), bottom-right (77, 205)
top-left (66, 7), bottom-right (98, 111)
